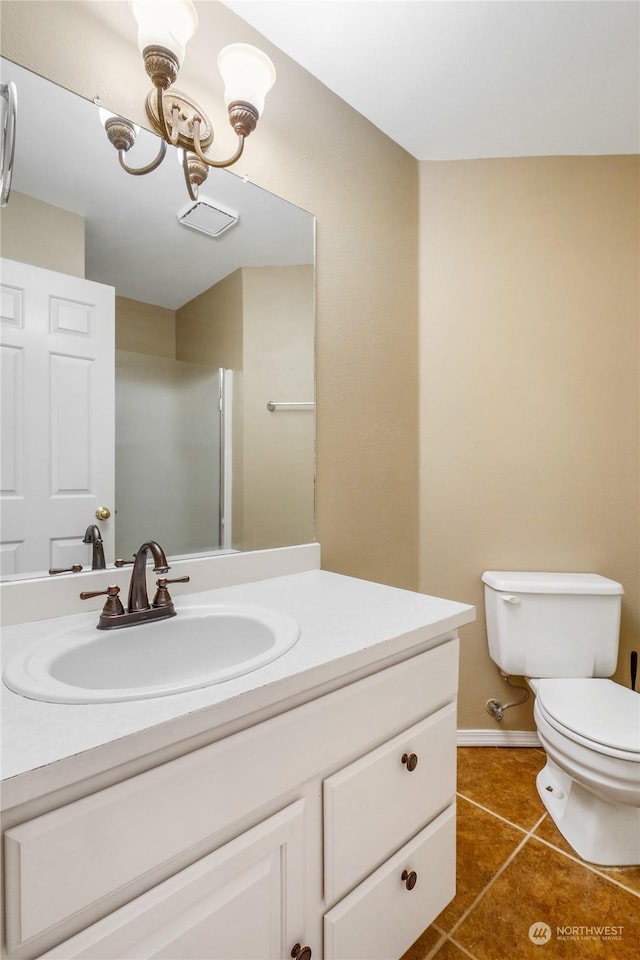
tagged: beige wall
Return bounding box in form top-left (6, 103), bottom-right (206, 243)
top-left (176, 265), bottom-right (314, 551)
top-left (176, 270), bottom-right (243, 370)
top-left (419, 156), bottom-right (640, 730)
top-left (0, 191), bottom-right (85, 276)
top-left (1, 0), bottom-right (420, 592)
top-left (115, 296), bottom-right (176, 358)
top-left (176, 270), bottom-right (245, 546)
top-left (242, 265), bottom-right (315, 551)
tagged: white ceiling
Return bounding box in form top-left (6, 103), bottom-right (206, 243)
top-left (5, 1), bottom-right (636, 306)
top-left (223, 0), bottom-right (640, 159)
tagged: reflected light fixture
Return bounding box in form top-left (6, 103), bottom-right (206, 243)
top-left (101, 0), bottom-right (276, 199)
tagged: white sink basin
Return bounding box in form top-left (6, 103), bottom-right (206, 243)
top-left (3, 604), bottom-right (301, 704)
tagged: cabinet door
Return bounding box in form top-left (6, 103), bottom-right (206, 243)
top-left (41, 801), bottom-right (306, 960)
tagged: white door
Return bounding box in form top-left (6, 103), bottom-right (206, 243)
top-left (41, 800), bottom-right (307, 960)
top-left (0, 258), bottom-right (115, 576)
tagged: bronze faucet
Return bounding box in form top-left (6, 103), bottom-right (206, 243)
top-left (83, 524), bottom-right (106, 570)
top-left (80, 540), bottom-right (190, 629)
top-left (128, 540), bottom-right (170, 611)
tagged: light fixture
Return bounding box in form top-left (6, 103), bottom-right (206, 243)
top-left (101, 0), bottom-right (276, 199)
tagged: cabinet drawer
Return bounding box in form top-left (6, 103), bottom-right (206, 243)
top-left (324, 700), bottom-right (456, 904)
top-left (324, 804), bottom-right (456, 960)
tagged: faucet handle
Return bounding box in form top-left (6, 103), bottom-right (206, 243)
top-left (114, 557), bottom-right (135, 567)
top-left (49, 564), bottom-right (83, 575)
top-left (153, 576), bottom-right (190, 608)
top-left (80, 585), bottom-right (125, 620)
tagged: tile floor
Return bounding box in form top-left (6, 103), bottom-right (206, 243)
top-left (401, 747), bottom-right (640, 960)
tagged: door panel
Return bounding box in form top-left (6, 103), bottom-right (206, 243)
top-left (0, 258), bottom-right (115, 576)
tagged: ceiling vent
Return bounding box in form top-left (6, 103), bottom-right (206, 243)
top-left (177, 198), bottom-right (239, 238)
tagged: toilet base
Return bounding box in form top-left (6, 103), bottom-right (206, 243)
top-left (537, 758), bottom-right (640, 866)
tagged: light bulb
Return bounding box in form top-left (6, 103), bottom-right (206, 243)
top-left (217, 43), bottom-right (276, 117)
top-left (130, 0), bottom-right (198, 66)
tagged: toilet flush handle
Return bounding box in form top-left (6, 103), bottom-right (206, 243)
top-left (500, 594), bottom-right (520, 604)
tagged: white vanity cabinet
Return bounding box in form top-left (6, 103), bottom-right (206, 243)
top-left (2, 636), bottom-right (460, 960)
top-left (39, 801), bottom-right (308, 960)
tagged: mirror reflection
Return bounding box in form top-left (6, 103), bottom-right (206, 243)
top-left (0, 59), bottom-right (315, 581)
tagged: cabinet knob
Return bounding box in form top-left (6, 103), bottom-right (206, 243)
top-left (401, 869), bottom-right (418, 891)
top-left (401, 752), bottom-right (418, 771)
top-left (291, 944), bottom-right (312, 960)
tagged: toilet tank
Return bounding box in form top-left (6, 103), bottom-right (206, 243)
top-left (482, 571), bottom-right (623, 678)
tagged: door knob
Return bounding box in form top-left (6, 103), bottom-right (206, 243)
top-left (95, 506), bottom-right (111, 521)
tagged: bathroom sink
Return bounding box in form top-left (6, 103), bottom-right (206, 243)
top-left (2, 604), bottom-right (301, 704)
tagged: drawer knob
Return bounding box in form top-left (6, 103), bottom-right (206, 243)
top-left (401, 752), bottom-right (418, 771)
top-left (401, 869), bottom-right (418, 891)
top-left (291, 944), bottom-right (312, 960)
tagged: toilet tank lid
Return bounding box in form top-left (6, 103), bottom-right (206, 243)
top-left (481, 571), bottom-right (624, 595)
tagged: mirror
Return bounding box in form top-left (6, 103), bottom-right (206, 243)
top-left (0, 59), bottom-right (315, 580)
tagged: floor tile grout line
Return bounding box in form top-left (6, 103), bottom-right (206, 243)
top-left (423, 930), bottom-right (481, 960)
top-left (528, 832), bottom-right (640, 899)
top-left (445, 810), bottom-right (548, 940)
top-left (445, 833), bottom-right (531, 938)
top-left (433, 934), bottom-right (482, 960)
top-left (458, 789), bottom-right (640, 898)
top-left (456, 790), bottom-right (540, 835)
top-left (422, 932), bottom-right (446, 960)
top-left (447, 933), bottom-right (484, 960)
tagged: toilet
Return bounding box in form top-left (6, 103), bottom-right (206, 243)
top-left (482, 570), bottom-right (640, 866)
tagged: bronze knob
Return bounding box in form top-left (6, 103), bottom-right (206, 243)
top-left (80, 585), bottom-right (120, 600)
top-left (401, 752), bottom-right (418, 771)
top-left (401, 869), bottom-right (418, 891)
top-left (153, 575), bottom-right (191, 608)
top-left (95, 506), bottom-right (111, 521)
top-left (291, 944), bottom-right (312, 960)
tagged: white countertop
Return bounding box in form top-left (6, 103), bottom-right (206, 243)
top-left (1, 570), bottom-right (474, 809)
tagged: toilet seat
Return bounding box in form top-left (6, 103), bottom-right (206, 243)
top-left (535, 678), bottom-right (640, 760)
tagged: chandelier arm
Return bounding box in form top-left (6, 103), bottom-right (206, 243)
top-left (154, 86), bottom-right (181, 145)
top-left (118, 139), bottom-right (167, 176)
top-left (192, 118), bottom-right (246, 169)
top-left (182, 150), bottom-right (198, 202)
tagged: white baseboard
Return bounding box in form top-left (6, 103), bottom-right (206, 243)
top-left (457, 729), bottom-right (541, 747)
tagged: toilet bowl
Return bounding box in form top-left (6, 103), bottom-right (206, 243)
top-left (531, 678), bottom-right (640, 865)
top-left (482, 570), bottom-right (640, 866)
